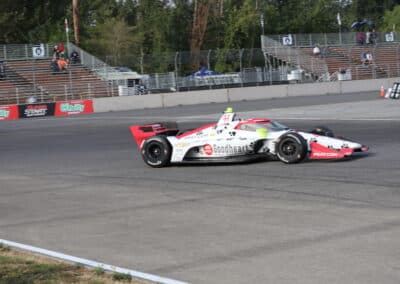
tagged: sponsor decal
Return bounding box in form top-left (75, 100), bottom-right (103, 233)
top-left (55, 100), bottom-right (93, 116)
top-left (18, 103), bottom-right (55, 118)
top-left (25, 105), bottom-right (47, 117)
top-left (312, 152), bottom-right (340, 158)
top-left (61, 103), bottom-right (84, 113)
top-left (213, 144), bottom-right (253, 155)
top-left (0, 105), bottom-right (19, 121)
top-left (203, 144), bottom-right (213, 155)
top-left (0, 109), bottom-right (10, 118)
top-left (175, 142), bottom-right (189, 148)
top-left (222, 113), bottom-right (231, 123)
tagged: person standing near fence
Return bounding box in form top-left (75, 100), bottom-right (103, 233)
top-left (0, 59), bottom-right (5, 79)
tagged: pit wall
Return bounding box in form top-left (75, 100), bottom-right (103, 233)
top-left (92, 78), bottom-right (400, 112)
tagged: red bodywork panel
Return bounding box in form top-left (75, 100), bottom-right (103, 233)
top-left (309, 141), bottom-right (354, 159)
top-left (130, 123), bottom-right (178, 150)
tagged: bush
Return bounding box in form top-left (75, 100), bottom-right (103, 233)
top-left (112, 272), bottom-right (132, 281)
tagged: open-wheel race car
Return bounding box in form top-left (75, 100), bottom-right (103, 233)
top-left (130, 108), bottom-right (368, 168)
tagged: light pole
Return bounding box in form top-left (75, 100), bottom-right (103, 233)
top-left (64, 18), bottom-right (70, 54)
top-left (337, 13), bottom-right (342, 44)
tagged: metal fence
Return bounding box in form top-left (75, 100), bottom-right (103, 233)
top-left (261, 31), bottom-right (399, 48)
top-left (1, 32), bottom-right (400, 105)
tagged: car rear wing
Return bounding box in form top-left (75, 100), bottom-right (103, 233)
top-left (130, 122), bottom-right (179, 149)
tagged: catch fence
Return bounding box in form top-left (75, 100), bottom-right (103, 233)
top-left (0, 31), bottom-right (400, 105)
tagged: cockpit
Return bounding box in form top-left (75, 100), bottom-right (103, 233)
top-left (237, 121), bottom-right (289, 132)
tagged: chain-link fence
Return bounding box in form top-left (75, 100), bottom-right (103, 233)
top-left (1, 32), bottom-right (400, 105)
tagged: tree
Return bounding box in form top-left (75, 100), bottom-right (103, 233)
top-left (72, 0), bottom-right (80, 46)
top-left (383, 4), bottom-right (400, 32)
top-left (222, 0), bottom-right (261, 49)
top-left (0, 0), bottom-right (70, 43)
top-left (84, 17), bottom-right (136, 66)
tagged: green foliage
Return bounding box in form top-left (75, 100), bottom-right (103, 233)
top-left (0, 243), bottom-right (11, 251)
top-left (112, 271), bottom-right (133, 281)
top-left (1, 0), bottom-right (399, 67)
top-left (214, 49), bottom-right (240, 73)
top-left (83, 17), bottom-right (136, 65)
top-left (223, 1), bottom-right (261, 49)
top-left (94, 266), bottom-right (105, 276)
top-left (0, 254), bottom-right (79, 283)
top-left (347, 0), bottom-right (400, 29)
top-left (383, 5), bottom-right (400, 32)
top-left (0, 0), bottom-right (70, 43)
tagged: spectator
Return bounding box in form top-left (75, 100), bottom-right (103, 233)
top-left (357, 32), bottom-right (365, 45)
top-left (360, 52), bottom-right (367, 64)
top-left (370, 29), bottom-right (377, 45)
top-left (50, 45), bottom-right (60, 73)
top-left (50, 44), bottom-right (69, 72)
top-left (360, 52), bottom-right (373, 65)
top-left (70, 50), bottom-right (80, 64)
top-left (57, 51), bottom-right (69, 71)
top-left (320, 47), bottom-right (329, 58)
top-left (365, 30), bottom-right (371, 44)
top-left (366, 53), bottom-right (373, 63)
top-left (58, 42), bottom-right (65, 53)
top-left (312, 45), bottom-right (321, 56)
top-left (0, 59), bottom-right (5, 79)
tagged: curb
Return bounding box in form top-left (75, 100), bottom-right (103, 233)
top-left (0, 239), bottom-right (189, 284)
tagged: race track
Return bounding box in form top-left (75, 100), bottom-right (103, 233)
top-left (1, 92), bottom-right (400, 284)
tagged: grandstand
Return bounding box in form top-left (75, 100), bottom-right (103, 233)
top-left (1, 33), bottom-right (400, 106)
top-left (6, 59), bottom-right (112, 101)
top-left (0, 43), bottom-right (118, 106)
top-left (262, 33), bottom-right (400, 82)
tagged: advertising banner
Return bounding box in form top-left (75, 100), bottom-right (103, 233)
top-left (18, 103), bottom-right (55, 118)
top-left (55, 100), bottom-right (94, 116)
top-left (32, 44), bottom-right (45, 58)
top-left (0, 105), bottom-right (19, 121)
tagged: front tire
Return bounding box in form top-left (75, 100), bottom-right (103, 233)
top-left (141, 136), bottom-right (171, 168)
top-left (276, 132), bottom-right (307, 164)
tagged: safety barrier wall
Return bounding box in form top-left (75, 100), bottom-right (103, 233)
top-left (92, 77), bottom-right (400, 112)
top-left (2, 78), bottom-right (398, 119)
top-left (162, 89), bottom-right (227, 107)
top-left (0, 99), bottom-right (93, 121)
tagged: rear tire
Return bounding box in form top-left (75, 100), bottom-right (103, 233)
top-left (276, 132), bottom-right (307, 164)
top-left (141, 136), bottom-right (171, 168)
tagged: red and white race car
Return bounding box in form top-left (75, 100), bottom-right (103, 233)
top-left (130, 108), bottom-right (368, 167)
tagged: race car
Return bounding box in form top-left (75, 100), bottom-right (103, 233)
top-left (130, 107), bottom-right (368, 167)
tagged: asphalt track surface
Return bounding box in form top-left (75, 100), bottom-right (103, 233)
top-left (1, 92), bottom-right (400, 284)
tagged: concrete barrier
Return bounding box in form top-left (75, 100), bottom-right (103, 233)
top-left (227, 85), bottom-right (287, 101)
top-left (340, 78), bottom-right (388, 94)
top-left (93, 94), bottom-right (163, 112)
top-left (93, 77), bottom-right (400, 113)
top-left (161, 89), bottom-right (228, 107)
top-left (287, 81), bottom-right (341, 97)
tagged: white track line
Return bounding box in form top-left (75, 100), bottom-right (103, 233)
top-left (0, 239), bottom-right (189, 284)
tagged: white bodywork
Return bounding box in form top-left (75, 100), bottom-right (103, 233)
top-left (166, 112), bottom-right (364, 163)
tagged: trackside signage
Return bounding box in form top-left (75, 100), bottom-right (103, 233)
top-left (55, 100), bottom-right (93, 116)
top-left (18, 103), bottom-right (55, 118)
top-left (0, 105), bottom-right (19, 121)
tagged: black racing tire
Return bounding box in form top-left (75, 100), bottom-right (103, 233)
top-left (141, 136), bottom-right (172, 168)
top-left (310, 125), bottom-right (334, 137)
top-left (276, 132), bottom-right (308, 164)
